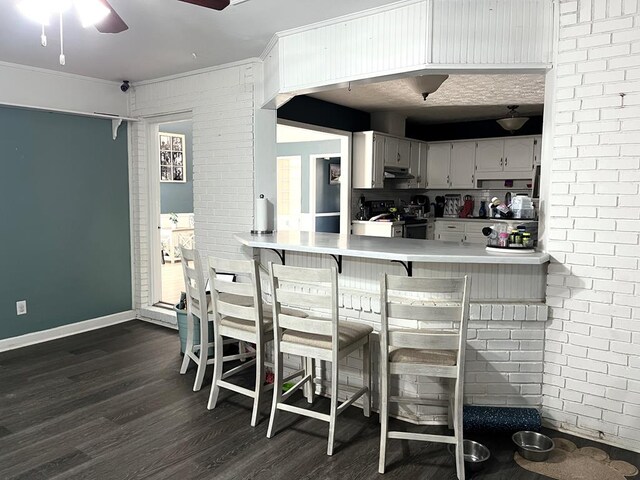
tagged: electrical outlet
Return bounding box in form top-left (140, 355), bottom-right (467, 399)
top-left (16, 300), bottom-right (27, 315)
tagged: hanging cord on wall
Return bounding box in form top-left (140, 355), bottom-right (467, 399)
top-left (40, 24), bottom-right (47, 47)
top-left (59, 12), bottom-right (65, 66)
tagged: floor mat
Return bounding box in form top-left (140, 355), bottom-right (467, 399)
top-left (514, 438), bottom-right (638, 480)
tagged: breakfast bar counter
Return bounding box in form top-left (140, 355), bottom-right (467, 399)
top-left (235, 231), bottom-right (549, 266)
top-left (235, 230), bottom-right (549, 424)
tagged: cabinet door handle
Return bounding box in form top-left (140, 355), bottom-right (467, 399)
top-left (447, 175), bottom-right (450, 185)
top-left (505, 157), bottom-right (508, 166)
top-left (500, 158), bottom-right (503, 167)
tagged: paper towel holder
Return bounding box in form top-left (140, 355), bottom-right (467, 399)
top-left (251, 194), bottom-right (274, 235)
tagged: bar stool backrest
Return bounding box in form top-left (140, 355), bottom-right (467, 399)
top-left (269, 263), bottom-right (339, 342)
top-left (381, 275), bottom-right (471, 364)
top-left (180, 246), bottom-right (208, 321)
top-left (209, 257), bottom-right (263, 333)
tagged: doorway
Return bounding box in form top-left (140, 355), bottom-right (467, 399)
top-left (148, 116), bottom-right (194, 309)
top-left (276, 122), bottom-right (351, 233)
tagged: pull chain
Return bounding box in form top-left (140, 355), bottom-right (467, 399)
top-left (59, 12), bottom-right (65, 66)
top-left (40, 24), bottom-right (47, 47)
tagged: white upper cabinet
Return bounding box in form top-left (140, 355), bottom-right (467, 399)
top-left (396, 140), bottom-right (422, 189)
top-left (449, 141), bottom-right (476, 189)
top-left (426, 143), bottom-right (451, 189)
top-left (383, 136), bottom-right (399, 166)
top-left (504, 137), bottom-right (535, 172)
top-left (352, 131), bottom-right (385, 189)
top-left (533, 136), bottom-right (542, 165)
top-left (397, 139), bottom-right (411, 169)
top-left (475, 139), bottom-right (504, 172)
top-left (475, 137), bottom-right (535, 178)
top-left (382, 136), bottom-right (410, 169)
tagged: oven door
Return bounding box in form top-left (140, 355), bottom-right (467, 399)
top-left (404, 222), bottom-right (428, 239)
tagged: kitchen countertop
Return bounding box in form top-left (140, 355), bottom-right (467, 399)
top-left (235, 231), bottom-right (549, 265)
top-left (352, 220), bottom-right (405, 225)
top-left (436, 217), bottom-right (538, 223)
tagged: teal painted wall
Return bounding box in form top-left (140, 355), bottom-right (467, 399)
top-left (160, 121), bottom-right (193, 214)
top-left (0, 106), bottom-right (132, 340)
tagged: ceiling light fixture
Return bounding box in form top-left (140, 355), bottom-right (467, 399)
top-left (496, 105), bottom-right (530, 133)
top-left (406, 74), bottom-right (449, 101)
top-left (17, 0), bottom-right (110, 66)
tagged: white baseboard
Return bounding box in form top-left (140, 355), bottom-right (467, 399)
top-left (542, 420), bottom-right (640, 454)
top-left (0, 310), bottom-right (136, 353)
top-left (138, 306), bottom-right (177, 329)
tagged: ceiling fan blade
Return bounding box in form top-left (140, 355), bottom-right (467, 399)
top-left (178, 0), bottom-right (231, 11)
top-left (95, 0), bottom-right (129, 34)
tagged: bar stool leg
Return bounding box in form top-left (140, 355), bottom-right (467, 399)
top-left (180, 312), bottom-right (194, 374)
top-left (362, 341), bottom-right (371, 417)
top-left (266, 348), bottom-right (283, 438)
top-left (304, 357), bottom-right (315, 404)
top-left (192, 316), bottom-right (208, 391)
top-left (251, 339), bottom-right (265, 427)
top-left (378, 347), bottom-right (389, 473)
top-left (207, 327), bottom-right (224, 409)
top-left (454, 377), bottom-right (465, 480)
top-left (327, 359), bottom-right (339, 456)
top-left (448, 378), bottom-right (455, 430)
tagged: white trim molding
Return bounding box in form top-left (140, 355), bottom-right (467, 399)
top-left (0, 310), bottom-right (136, 352)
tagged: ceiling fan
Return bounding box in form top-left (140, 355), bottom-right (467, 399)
top-left (97, 0), bottom-right (240, 34)
top-left (18, 0), bottom-right (245, 65)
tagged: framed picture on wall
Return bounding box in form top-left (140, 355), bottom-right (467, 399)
top-left (159, 132), bottom-right (186, 183)
top-left (329, 163), bottom-right (341, 185)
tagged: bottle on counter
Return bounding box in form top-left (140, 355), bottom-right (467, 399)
top-left (478, 201), bottom-right (488, 219)
top-left (498, 232), bottom-right (509, 247)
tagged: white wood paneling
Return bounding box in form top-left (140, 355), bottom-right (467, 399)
top-left (279, 0), bottom-right (427, 91)
top-left (430, 0), bottom-right (554, 65)
top-left (259, 250), bottom-right (547, 302)
top-left (262, 40), bottom-right (281, 105)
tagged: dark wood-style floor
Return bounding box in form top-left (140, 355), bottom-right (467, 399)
top-left (1, 321), bottom-right (638, 480)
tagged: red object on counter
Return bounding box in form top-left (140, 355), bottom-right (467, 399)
top-left (459, 198), bottom-right (474, 218)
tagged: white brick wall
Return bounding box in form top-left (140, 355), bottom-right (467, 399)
top-left (544, 0), bottom-right (640, 452)
top-left (128, 62), bottom-right (258, 309)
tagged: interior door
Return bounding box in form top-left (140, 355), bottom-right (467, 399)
top-left (475, 139), bottom-right (504, 172)
top-left (504, 137), bottom-right (535, 172)
top-left (426, 143), bottom-right (451, 189)
top-left (449, 141), bottom-right (476, 188)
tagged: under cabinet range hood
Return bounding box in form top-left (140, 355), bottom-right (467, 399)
top-left (384, 166), bottom-right (414, 180)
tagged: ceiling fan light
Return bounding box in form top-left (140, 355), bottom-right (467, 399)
top-left (75, 0), bottom-right (110, 27)
top-left (496, 116), bottom-right (529, 132)
top-left (17, 0), bottom-right (51, 25)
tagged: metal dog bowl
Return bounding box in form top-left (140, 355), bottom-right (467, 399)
top-left (448, 440), bottom-right (491, 472)
top-left (512, 431), bottom-right (555, 462)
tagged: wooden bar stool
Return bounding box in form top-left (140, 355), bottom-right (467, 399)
top-left (378, 275), bottom-right (471, 479)
top-left (207, 257), bottom-right (274, 427)
top-left (267, 263), bottom-right (373, 456)
top-left (179, 247), bottom-right (242, 392)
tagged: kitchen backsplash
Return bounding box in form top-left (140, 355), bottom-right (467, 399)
top-left (353, 187), bottom-right (538, 219)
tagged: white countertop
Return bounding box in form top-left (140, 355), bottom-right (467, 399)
top-left (235, 231), bottom-right (549, 265)
top-left (436, 217), bottom-right (538, 223)
top-left (352, 220), bottom-right (405, 225)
